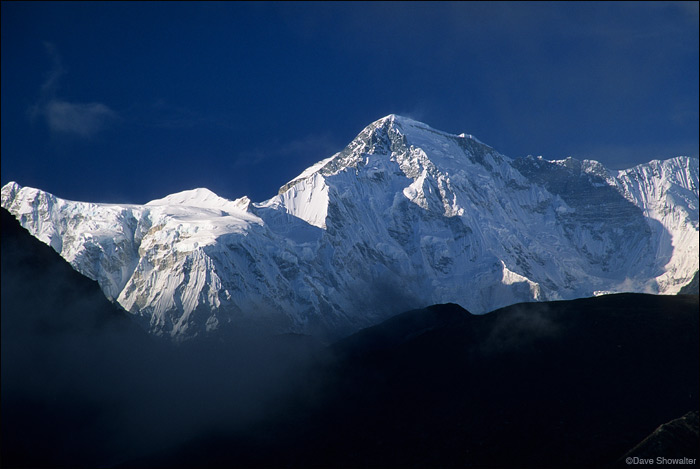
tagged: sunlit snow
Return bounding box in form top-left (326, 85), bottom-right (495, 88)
top-left (2, 115), bottom-right (698, 340)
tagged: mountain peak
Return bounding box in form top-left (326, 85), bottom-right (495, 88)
top-left (1, 116), bottom-right (697, 341)
top-left (372, 113), bottom-right (447, 135)
top-left (370, 115), bottom-right (491, 153)
top-left (375, 113), bottom-right (420, 126)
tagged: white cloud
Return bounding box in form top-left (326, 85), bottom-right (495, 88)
top-left (44, 99), bottom-right (118, 137)
top-left (30, 43), bottom-right (118, 138)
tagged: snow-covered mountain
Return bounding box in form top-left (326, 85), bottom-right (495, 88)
top-left (2, 115), bottom-right (698, 340)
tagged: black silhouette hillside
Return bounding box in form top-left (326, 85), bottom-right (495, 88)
top-left (621, 411), bottom-right (699, 463)
top-left (1, 207), bottom-right (326, 468)
top-left (1, 207), bottom-right (155, 467)
top-left (679, 271), bottom-right (699, 294)
top-left (127, 294), bottom-right (699, 468)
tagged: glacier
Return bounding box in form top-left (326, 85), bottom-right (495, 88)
top-left (2, 115), bottom-right (698, 340)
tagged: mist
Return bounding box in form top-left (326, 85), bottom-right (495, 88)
top-left (1, 208), bottom-right (332, 467)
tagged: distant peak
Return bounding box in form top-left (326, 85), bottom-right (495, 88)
top-left (2, 180), bottom-right (21, 190)
top-left (1, 181), bottom-right (22, 207)
top-left (1, 181), bottom-right (22, 196)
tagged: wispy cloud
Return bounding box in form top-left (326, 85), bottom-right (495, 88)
top-left (39, 42), bottom-right (66, 96)
top-left (43, 100), bottom-right (118, 137)
top-left (29, 42), bottom-right (118, 138)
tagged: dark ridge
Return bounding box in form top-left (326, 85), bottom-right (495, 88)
top-left (123, 293), bottom-right (699, 468)
top-left (621, 411), bottom-right (699, 463)
top-left (1, 208), bottom-right (158, 468)
top-left (1, 207), bottom-right (142, 335)
top-left (678, 271), bottom-right (699, 294)
top-left (1, 207), bottom-right (329, 468)
top-left (331, 302), bottom-right (471, 359)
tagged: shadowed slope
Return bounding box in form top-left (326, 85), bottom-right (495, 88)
top-left (621, 411), bottom-right (699, 463)
top-left (126, 294), bottom-right (699, 468)
top-left (1, 208), bottom-right (153, 467)
top-left (678, 271), bottom-right (699, 294)
top-left (1, 209), bottom-right (325, 468)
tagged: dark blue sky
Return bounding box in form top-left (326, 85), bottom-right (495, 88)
top-left (2, 2), bottom-right (698, 204)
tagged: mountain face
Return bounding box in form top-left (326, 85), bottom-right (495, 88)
top-left (2, 115), bottom-right (698, 340)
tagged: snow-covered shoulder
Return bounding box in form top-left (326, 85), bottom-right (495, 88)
top-left (146, 187), bottom-right (249, 212)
